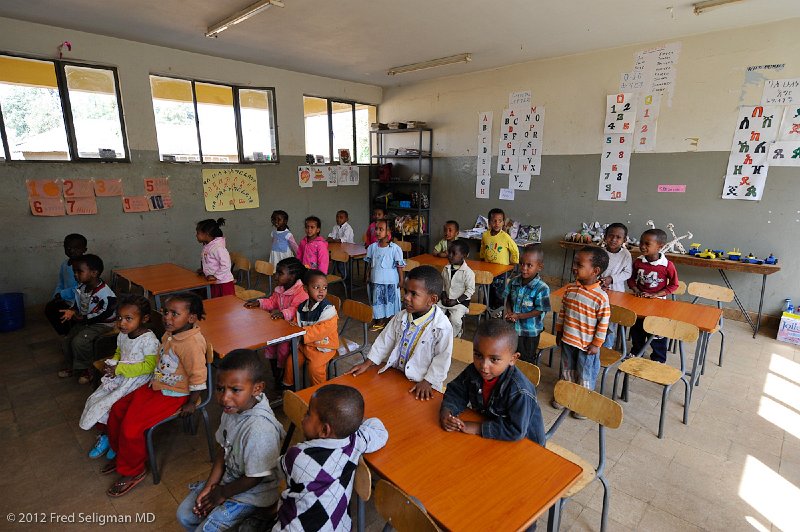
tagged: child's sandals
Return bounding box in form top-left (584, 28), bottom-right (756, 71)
top-left (100, 460), bottom-right (117, 475)
top-left (106, 469), bottom-right (147, 497)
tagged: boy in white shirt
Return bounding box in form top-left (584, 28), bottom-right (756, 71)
top-left (600, 223), bottom-right (632, 349)
top-left (327, 210), bottom-right (354, 244)
top-left (349, 265), bottom-right (453, 400)
top-left (437, 239), bottom-right (475, 338)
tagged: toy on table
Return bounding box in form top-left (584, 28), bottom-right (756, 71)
top-left (764, 254), bottom-right (778, 265)
top-left (741, 253), bottom-right (764, 264)
top-left (713, 249), bottom-right (726, 258)
top-left (661, 223), bottom-right (693, 254)
top-left (698, 249), bottom-right (717, 259)
top-left (688, 243), bottom-right (702, 256)
top-left (565, 221), bottom-right (608, 244)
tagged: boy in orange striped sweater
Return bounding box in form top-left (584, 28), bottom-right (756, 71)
top-left (554, 247), bottom-right (610, 414)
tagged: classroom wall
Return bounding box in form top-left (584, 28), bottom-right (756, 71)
top-left (0, 17), bottom-right (381, 306)
top-left (379, 18), bottom-right (800, 321)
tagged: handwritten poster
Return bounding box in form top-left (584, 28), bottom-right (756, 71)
top-left (298, 166), bottom-right (313, 188)
top-left (144, 177), bottom-right (170, 195)
top-left (599, 93), bottom-right (636, 202)
top-left (93, 178), bottom-right (123, 197)
top-left (202, 169), bottom-right (234, 211)
top-left (62, 179), bottom-right (95, 198)
top-left (29, 198), bottom-right (64, 216)
top-left (722, 105), bottom-right (782, 200)
top-left (26, 179), bottom-right (62, 198)
top-left (228, 169), bottom-right (259, 209)
top-left (148, 194), bottom-right (173, 211)
top-left (621, 43), bottom-right (681, 106)
top-left (509, 90), bottom-right (531, 108)
top-left (65, 197), bottom-right (97, 215)
top-left (122, 196), bottom-right (150, 213)
top-left (762, 78), bottom-right (800, 105)
top-left (498, 188), bottom-right (515, 201)
top-left (657, 184), bottom-right (686, 193)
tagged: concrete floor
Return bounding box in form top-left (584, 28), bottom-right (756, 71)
top-left (1, 291), bottom-right (798, 531)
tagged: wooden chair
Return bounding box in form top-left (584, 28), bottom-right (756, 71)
top-left (230, 252), bottom-right (252, 288)
top-left (373, 480), bottom-right (439, 532)
top-left (327, 300), bottom-right (373, 378)
top-left (451, 337), bottom-right (474, 364)
top-left (544, 293), bottom-right (563, 367)
top-left (516, 359), bottom-right (540, 386)
top-left (234, 285), bottom-right (266, 301)
top-left (280, 390), bottom-right (309, 454)
top-left (612, 316), bottom-right (697, 438)
top-left (395, 240), bottom-right (412, 258)
top-left (253, 260), bottom-right (275, 295)
top-left (146, 341), bottom-right (216, 484)
top-left (546, 380), bottom-right (623, 532)
top-left (465, 270), bottom-right (494, 325)
top-left (597, 304), bottom-right (637, 394)
top-left (327, 293), bottom-right (341, 314)
top-left (328, 249), bottom-right (350, 298)
top-left (688, 281), bottom-right (734, 369)
top-left (402, 259), bottom-right (420, 273)
top-left (353, 457), bottom-right (372, 532)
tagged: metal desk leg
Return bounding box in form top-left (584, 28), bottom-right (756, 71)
top-left (348, 257), bottom-right (353, 298)
top-left (205, 285), bottom-right (211, 301)
top-left (717, 269), bottom-right (756, 335)
top-left (754, 274), bottom-right (767, 339)
top-left (291, 336), bottom-right (302, 391)
top-left (694, 332), bottom-right (710, 388)
top-left (683, 333), bottom-right (707, 423)
top-left (151, 292), bottom-right (161, 312)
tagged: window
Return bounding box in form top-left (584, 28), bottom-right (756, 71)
top-left (149, 75), bottom-right (278, 163)
top-left (0, 54), bottom-right (128, 162)
top-left (303, 96), bottom-right (376, 164)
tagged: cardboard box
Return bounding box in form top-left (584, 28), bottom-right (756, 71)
top-left (777, 312), bottom-right (800, 346)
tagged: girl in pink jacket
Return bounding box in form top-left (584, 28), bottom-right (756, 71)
top-left (196, 218), bottom-right (235, 297)
top-left (244, 258), bottom-right (308, 385)
top-left (297, 216), bottom-right (329, 273)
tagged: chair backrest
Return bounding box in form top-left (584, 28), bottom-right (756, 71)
top-left (396, 240), bottom-right (412, 253)
top-left (354, 457), bottom-right (372, 501)
top-left (553, 380), bottom-right (622, 428)
top-left (205, 341), bottom-right (215, 363)
top-left (451, 338), bottom-right (474, 364)
top-left (373, 480), bottom-right (439, 532)
top-left (282, 390), bottom-right (309, 431)
top-left (330, 249), bottom-right (350, 263)
top-left (474, 270), bottom-right (494, 285)
top-left (673, 280), bottom-right (687, 296)
top-left (550, 292), bottom-right (563, 313)
top-left (403, 259), bottom-right (420, 272)
top-left (254, 260), bottom-right (275, 277)
top-left (516, 360), bottom-right (540, 386)
top-left (642, 316), bottom-right (699, 343)
top-left (342, 299), bottom-right (373, 324)
top-left (230, 252), bottom-right (250, 271)
top-left (327, 294), bottom-right (342, 314)
top-left (609, 304), bottom-right (636, 327)
top-left (688, 282), bottom-right (734, 303)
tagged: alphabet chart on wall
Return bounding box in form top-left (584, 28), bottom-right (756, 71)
top-left (722, 105), bottom-right (782, 200)
top-left (496, 106), bottom-right (544, 179)
top-left (598, 93), bottom-right (636, 201)
top-left (476, 111), bottom-right (492, 199)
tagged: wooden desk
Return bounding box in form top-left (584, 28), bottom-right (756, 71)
top-left (202, 296), bottom-right (306, 388)
top-left (558, 240), bottom-right (780, 338)
top-left (329, 242), bottom-right (368, 297)
top-left (297, 367), bottom-right (581, 531)
top-left (410, 253), bottom-right (515, 278)
top-left (113, 263), bottom-right (212, 311)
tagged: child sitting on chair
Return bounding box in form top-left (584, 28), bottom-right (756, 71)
top-left (327, 210), bottom-right (354, 244)
top-left (177, 349), bottom-right (284, 531)
top-left (349, 265), bottom-right (453, 400)
top-left (45, 233), bottom-right (87, 336)
top-left (440, 320), bottom-right (545, 445)
top-left (275, 384), bottom-right (388, 531)
top-left (437, 239), bottom-right (475, 338)
top-left (504, 244), bottom-right (551, 364)
top-left (433, 220), bottom-right (460, 257)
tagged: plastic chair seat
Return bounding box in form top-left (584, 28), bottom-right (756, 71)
top-left (545, 441), bottom-right (596, 498)
top-left (538, 331), bottom-right (557, 351)
top-left (618, 358), bottom-right (682, 386)
top-left (599, 347), bottom-right (622, 368)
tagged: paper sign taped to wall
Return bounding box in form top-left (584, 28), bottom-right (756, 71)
top-left (761, 78), bottom-right (800, 105)
top-left (62, 179), bottom-right (95, 198)
top-left (509, 90), bottom-right (531, 108)
top-left (26, 179), bottom-right (62, 198)
top-left (122, 196), bottom-right (151, 213)
top-left (657, 184), bottom-right (686, 193)
top-left (499, 188), bottom-right (515, 201)
top-left (144, 177), bottom-right (170, 195)
top-left (201, 169), bottom-right (235, 211)
top-left (30, 197), bottom-right (65, 216)
top-left (148, 194), bottom-right (173, 211)
top-left (766, 141), bottom-right (800, 167)
top-left (326, 166), bottom-right (338, 187)
top-left (93, 178), bottom-right (123, 197)
top-left (228, 169), bottom-right (259, 209)
top-left (476, 176), bottom-right (490, 199)
top-left (298, 166), bottom-right (313, 188)
top-left (65, 197), bottom-right (98, 215)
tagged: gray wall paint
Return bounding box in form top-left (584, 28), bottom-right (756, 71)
top-left (1, 153), bottom-right (367, 305)
top-left (429, 151), bottom-right (796, 318)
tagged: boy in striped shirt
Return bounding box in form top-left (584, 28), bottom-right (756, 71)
top-left (554, 247), bottom-right (610, 413)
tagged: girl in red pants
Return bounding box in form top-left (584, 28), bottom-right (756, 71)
top-left (104, 292), bottom-right (208, 497)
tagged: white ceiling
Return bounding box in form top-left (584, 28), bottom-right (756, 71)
top-left (1, 0), bottom-right (798, 87)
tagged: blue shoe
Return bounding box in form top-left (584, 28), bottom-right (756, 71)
top-left (106, 448), bottom-right (116, 460)
top-left (89, 434), bottom-right (110, 459)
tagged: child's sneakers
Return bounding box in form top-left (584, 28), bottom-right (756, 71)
top-left (58, 368), bottom-right (73, 378)
top-left (89, 434), bottom-right (110, 459)
top-left (106, 448), bottom-right (116, 460)
top-left (78, 369), bottom-right (94, 385)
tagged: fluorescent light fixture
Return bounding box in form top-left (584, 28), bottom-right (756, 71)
top-left (206, 0), bottom-right (285, 38)
top-left (387, 53), bottom-right (472, 76)
top-left (693, 0), bottom-right (746, 15)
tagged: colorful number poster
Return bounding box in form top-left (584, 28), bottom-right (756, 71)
top-left (201, 169), bottom-right (235, 211)
top-left (62, 179), bottom-right (95, 198)
top-left (144, 177), bottom-right (170, 195)
top-left (598, 162), bottom-right (630, 202)
top-left (722, 105), bottom-right (782, 201)
top-left (767, 141), bottom-right (800, 167)
top-left (65, 197), bottom-right (98, 215)
top-left (26, 179), bottom-right (62, 198)
top-left (298, 166), bottom-right (313, 188)
top-left (93, 178), bottom-right (123, 197)
top-left (634, 93), bottom-right (660, 152)
top-left (761, 78), bottom-right (800, 105)
top-left (228, 169), bottom-right (259, 209)
top-left (603, 93), bottom-right (636, 134)
top-left (599, 94), bottom-right (636, 202)
top-left (29, 198), bottom-right (64, 216)
top-left (122, 196), bottom-right (151, 213)
top-left (148, 194), bottom-right (173, 210)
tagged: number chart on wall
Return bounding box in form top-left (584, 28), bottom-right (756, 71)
top-left (26, 178), bottom-right (172, 216)
top-left (598, 93), bottom-right (636, 202)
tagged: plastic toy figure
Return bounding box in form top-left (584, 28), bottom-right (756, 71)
top-left (765, 254), bottom-right (778, 265)
top-left (688, 243), bottom-right (702, 256)
top-left (698, 249), bottom-right (717, 259)
top-left (727, 249), bottom-right (742, 261)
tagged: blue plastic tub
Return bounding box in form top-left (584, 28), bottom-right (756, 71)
top-left (0, 292), bottom-right (24, 332)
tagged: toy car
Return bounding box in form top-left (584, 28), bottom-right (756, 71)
top-left (727, 249), bottom-right (742, 261)
top-left (688, 243), bottom-right (702, 256)
top-left (698, 249), bottom-right (717, 259)
top-left (713, 249), bottom-right (726, 257)
top-left (764, 254), bottom-right (778, 265)
top-left (741, 253), bottom-right (764, 264)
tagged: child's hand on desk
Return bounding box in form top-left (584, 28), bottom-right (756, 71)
top-left (205, 275), bottom-right (217, 282)
top-left (270, 310), bottom-right (284, 320)
top-left (440, 410), bottom-right (464, 432)
top-left (196, 268), bottom-right (204, 276)
top-left (59, 308), bottom-right (76, 323)
top-left (410, 380), bottom-right (433, 400)
top-left (348, 360), bottom-right (375, 376)
top-left (243, 301), bottom-right (260, 309)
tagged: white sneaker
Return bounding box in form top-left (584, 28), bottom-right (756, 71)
top-left (489, 307), bottom-right (504, 319)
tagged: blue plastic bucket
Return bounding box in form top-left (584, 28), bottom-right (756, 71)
top-left (0, 292), bottom-right (24, 332)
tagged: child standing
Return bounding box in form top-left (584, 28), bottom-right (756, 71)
top-left (44, 233), bottom-right (87, 336)
top-left (275, 384), bottom-right (388, 532)
top-left (283, 270), bottom-right (339, 388)
top-left (364, 206), bottom-right (391, 246)
top-left (196, 218), bottom-right (235, 298)
top-left (350, 266), bottom-right (453, 400)
top-left (244, 258), bottom-right (308, 385)
top-left (270, 210), bottom-right (299, 267)
top-left (80, 295), bottom-right (158, 460)
top-left (327, 210), bottom-right (354, 243)
top-left (437, 239), bottom-right (475, 338)
top-left (433, 220), bottom-right (460, 257)
top-left (297, 216), bottom-right (329, 273)
top-left (600, 223), bottom-right (633, 349)
top-left (105, 292), bottom-right (208, 497)
top-left (440, 320), bottom-right (545, 445)
top-left (480, 208), bottom-right (519, 315)
top-left (177, 349), bottom-right (284, 531)
top-left (364, 219), bottom-right (405, 329)
top-left (555, 247), bottom-right (610, 406)
top-left (504, 245), bottom-right (551, 363)
top-left (58, 254), bottom-right (117, 385)
top-left (627, 228), bottom-right (680, 363)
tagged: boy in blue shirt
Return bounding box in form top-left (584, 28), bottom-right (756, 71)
top-left (45, 233), bottom-right (87, 336)
top-left (504, 244), bottom-right (551, 364)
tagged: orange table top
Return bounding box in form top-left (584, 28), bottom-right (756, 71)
top-left (297, 367), bottom-right (581, 531)
top-left (558, 240), bottom-right (781, 275)
top-left (202, 295), bottom-right (305, 357)
top-left (553, 285), bottom-right (722, 333)
top-left (329, 242), bottom-right (367, 258)
top-left (410, 253), bottom-right (515, 278)
top-left (114, 263), bottom-right (212, 295)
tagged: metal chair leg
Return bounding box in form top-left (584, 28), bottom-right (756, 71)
top-left (612, 370), bottom-right (622, 401)
top-left (146, 427), bottom-right (160, 485)
top-left (547, 499), bottom-right (563, 532)
top-left (658, 384), bottom-right (672, 439)
top-left (681, 376), bottom-right (691, 425)
top-left (356, 496), bottom-right (366, 532)
top-left (718, 329), bottom-right (725, 366)
top-left (202, 409), bottom-right (214, 461)
top-left (599, 366), bottom-right (609, 395)
top-left (599, 475), bottom-right (611, 532)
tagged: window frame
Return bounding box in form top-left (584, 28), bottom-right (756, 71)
top-left (304, 95), bottom-right (376, 165)
top-left (0, 51), bottom-right (130, 163)
top-left (150, 73), bottom-right (280, 164)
